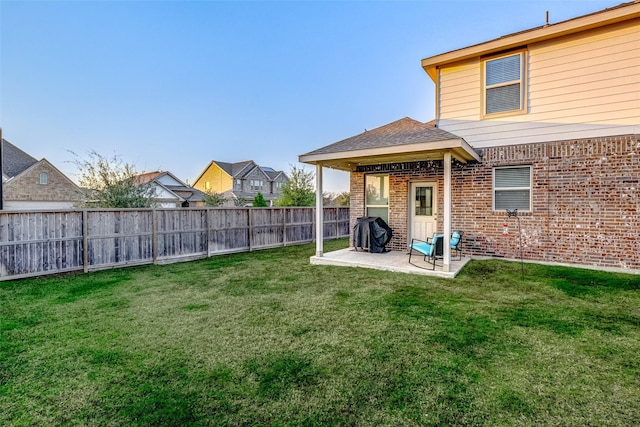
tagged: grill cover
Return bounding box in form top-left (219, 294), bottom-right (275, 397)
top-left (353, 217), bottom-right (393, 253)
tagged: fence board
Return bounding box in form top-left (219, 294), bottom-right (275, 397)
top-left (0, 207), bottom-right (349, 280)
top-left (156, 209), bottom-right (207, 260)
top-left (86, 210), bottom-right (154, 269)
top-left (0, 211), bottom-right (83, 278)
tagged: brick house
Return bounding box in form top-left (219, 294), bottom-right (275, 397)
top-left (2, 138), bottom-right (82, 210)
top-left (192, 160), bottom-right (288, 206)
top-left (300, 1), bottom-right (640, 272)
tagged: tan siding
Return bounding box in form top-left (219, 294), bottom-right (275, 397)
top-left (439, 60), bottom-right (480, 120)
top-left (193, 164), bottom-right (232, 194)
top-left (437, 19), bottom-right (640, 147)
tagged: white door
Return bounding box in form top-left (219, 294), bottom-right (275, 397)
top-left (410, 182), bottom-right (437, 242)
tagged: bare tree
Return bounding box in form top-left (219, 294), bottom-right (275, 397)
top-left (73, 150), bottom-right (156, 208)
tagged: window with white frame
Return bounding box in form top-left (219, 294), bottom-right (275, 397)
top-left (250, 179), bottom-right (264, 191)
top-left (493, 166), bottom-right (531, 211)
top-left (39, 172), bottom-right (48, 185)
top-left (484, 52), bottom-right (525, 116)
top-left (365, 174), bottom-right (389, 223)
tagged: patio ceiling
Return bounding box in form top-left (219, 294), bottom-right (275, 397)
top-left (298, 117), bottom-right (480, 171)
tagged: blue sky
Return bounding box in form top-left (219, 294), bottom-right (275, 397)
top-left (1, 0), bottom-right (618, 192)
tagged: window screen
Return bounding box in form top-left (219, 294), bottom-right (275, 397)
top-left (485, 53), bottom-right (522, 114)
top-left (494, 166), bottom-right (531, 211)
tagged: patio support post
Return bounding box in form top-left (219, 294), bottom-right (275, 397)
top-left (315, 164), bottom-right (323, 257)
top-left (443, 151), bottom-right (452, 272)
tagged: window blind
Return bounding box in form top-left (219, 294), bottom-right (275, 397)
top-left (495, 167), bottom-right (530, 187)
top-left (486, 55), bottom-right (520, 86)
top-left (494, 166), bottom-right (531, 211)
top-left (485, 53), bottom-right (522, 114)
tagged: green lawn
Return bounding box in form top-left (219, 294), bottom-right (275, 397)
top-left (1, 239), bottom-right (639, 426)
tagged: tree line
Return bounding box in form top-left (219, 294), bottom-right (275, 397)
top-left (74, 151), bottom-right (349, 208)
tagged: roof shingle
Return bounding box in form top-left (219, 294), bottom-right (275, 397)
top-left (301, 117), bottom-right (460, 156)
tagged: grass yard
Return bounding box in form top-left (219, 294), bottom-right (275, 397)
top-left (1, 238), bottom-right (639, 426)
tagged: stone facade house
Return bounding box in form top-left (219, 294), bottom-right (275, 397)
top-left (300, 1), bottom-right (640, 272)
top-left (2, 139), bottom-right (82, 210)
top-left (192, 160), bottom-right (288, 206)
top-left (134, 171), bottom-right (207, 208)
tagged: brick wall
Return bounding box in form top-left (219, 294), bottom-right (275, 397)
top-left (349, 134), bottom-right (640, 270)
top-left (349, 172), bottom-right (365, 244)
top-left (4, 161), bottom-right (81, 203)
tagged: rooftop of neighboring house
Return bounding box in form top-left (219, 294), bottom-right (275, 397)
top-left (206, 160), bottom-right (286, 180)
top-left (134, 171), bottom-right (164, 185)
top-left (135, 170), bottom-right (207, 203)
top-left (2, 138), bottom-right (39, 179)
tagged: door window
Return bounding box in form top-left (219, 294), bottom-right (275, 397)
top-left (414, 186), bottom-right (433, 216)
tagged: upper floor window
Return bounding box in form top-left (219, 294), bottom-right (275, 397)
top-left (493, 166), bottom-right (531, 212)
top-left (250, 179), bottom-right (264, 191)
top-left (483, 52), bottom-right (526, 117)
top-left (205, 181), bottom-right (211, 190)
top-left (39, 172), bottom-right (48, 185)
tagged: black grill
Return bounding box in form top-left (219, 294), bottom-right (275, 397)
top-left (353, 217), bottom-right (393, 253)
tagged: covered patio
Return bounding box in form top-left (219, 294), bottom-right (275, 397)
top-left (299, 117), bottom-right (480, 277)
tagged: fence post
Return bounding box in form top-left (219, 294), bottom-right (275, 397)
top-left (248, 208), bottom-right (253, 251)
top-left (82, 210), bottom-right (88, 273)
top-left (152, 209), bottom-right (158, 264)
top-left (283, 207), bottom-right (287, 247)
top-left (205, 208), bottom-right (210, 257)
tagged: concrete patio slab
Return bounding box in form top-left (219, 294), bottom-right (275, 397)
top-left (310, 248), bottom-right (471, 278)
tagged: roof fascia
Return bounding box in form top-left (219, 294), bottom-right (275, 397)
top-left (270, 171), bottom-right (286, 181)
top-left (159, 171), bottom-right (190, 187)
top-left (252, 165), bottom-right (271, 180)
top-left (193, 161), bottom-right (232, 186)
top-left (150, 181), bottom-right (183, 201)
top-left (421, 3), bottom-right (640, 81)
top-left (234, 161), bottom-right (257, 178)
top-left (299, 138), bottom-right (479, 164)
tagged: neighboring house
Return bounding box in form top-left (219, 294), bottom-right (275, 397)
top-left (192, 160), bottom-right (288, 206)
top-left (134, 171), bottom-right (207, 208)
top-left (300, 1), bottom-right (640, 271)
top-left (1, 138), bottom-right (82, 210)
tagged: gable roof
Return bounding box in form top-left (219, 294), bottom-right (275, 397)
top-left (134, 171), bottom-right (165, 185)
top-left (194, 159), bottom-right (286, 185)
top-left (422, 0), bottom-right (640, 80)
top-left (135, 171), bottom-right (207, 203)
top-left (262, 169), bottom-right (286, 181)
top-left (301, 117), bottom-right (459, 156)
top-left (2, 139), bottom-right (39, 179)
top-left (299, 117), bottom-right (479, 170)
top-left (3, 157), bottom-right (82, 193)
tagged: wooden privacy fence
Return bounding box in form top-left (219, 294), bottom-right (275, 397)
top-left (0, 207), bottom-right (350, 281)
